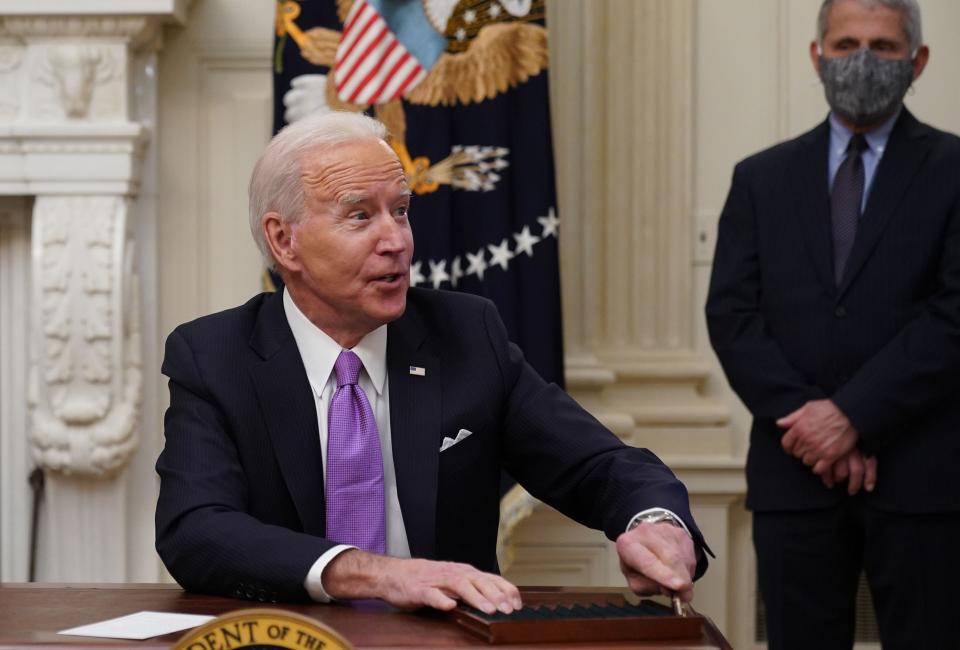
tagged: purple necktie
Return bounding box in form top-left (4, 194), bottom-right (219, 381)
top-left (831, 133), bottom-right (868, 285)
top-left (325, 350), bottom-right (386, 554)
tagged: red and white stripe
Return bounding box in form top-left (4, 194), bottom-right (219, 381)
top-left (334, 0), bottom-right (428, 105)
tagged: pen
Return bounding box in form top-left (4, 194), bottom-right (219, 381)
top-left (672, 594), bottom-right (685, 617)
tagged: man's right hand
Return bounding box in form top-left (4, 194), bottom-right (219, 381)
top-left (322, 549), bottom-right (522, 614)
top-left (820, 449), bottom-right (877, 495)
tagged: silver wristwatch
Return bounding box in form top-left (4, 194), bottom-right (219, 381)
top-left (627, 509), bottom-right (684, 531)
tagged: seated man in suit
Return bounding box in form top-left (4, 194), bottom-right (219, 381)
top-left (156, 110), bottom-right (709, 612)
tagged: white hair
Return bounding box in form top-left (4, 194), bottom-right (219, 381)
top-left (248, 111), bottom-right (388, 269)
top-left (817, 0), bottom-right (923, 53)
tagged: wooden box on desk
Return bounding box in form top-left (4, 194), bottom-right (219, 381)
top-left (450, 588), bottom-right (704, 645)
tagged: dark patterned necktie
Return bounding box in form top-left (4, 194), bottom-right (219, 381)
top-left (325, 350), bottom-right (386, 553)
top-left (831, 133), bottom-right (868, 285)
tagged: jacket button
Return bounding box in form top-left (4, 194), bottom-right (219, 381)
top-left (835, 306), bottom-right (847, 318)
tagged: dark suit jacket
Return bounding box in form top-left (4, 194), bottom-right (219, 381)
top-left (706, 109), bottom-right (960, 514)
top-left (156, 287), bottom-right (706, 602)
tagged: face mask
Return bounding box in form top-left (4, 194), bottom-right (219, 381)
top-left (818, 47), bottom-right (914, 126)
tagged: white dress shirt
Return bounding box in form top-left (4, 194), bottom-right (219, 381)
top-left (282, 289), bottom-right (410, 602)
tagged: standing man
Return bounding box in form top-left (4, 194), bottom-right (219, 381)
top-left (707, 1), bottom-right (960, 648)
top-left (157, 110), bottom-right (710, 612)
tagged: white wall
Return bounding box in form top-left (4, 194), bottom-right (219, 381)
top-left (158, 1), bottom-right (274, 336)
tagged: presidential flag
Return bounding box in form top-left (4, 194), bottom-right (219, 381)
top-left (271, 0), bottom-right (564, 391)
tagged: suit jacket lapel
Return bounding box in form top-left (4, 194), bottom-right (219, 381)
top-left (387, 301), bottom-right (441, 560)
top-left (838, 109), bottom-right (932, 296)
top-left (248, 291), bottom-right (327, 537)
top-left (796, 119), bottom-right (836, 295)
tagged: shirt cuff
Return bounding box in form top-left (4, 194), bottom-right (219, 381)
top-left (304, 544), bottom-right (355, 602)
top-left (626, 508), bottom-right (693, 538)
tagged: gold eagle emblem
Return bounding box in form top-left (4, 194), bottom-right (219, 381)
top-left (275, 0), bottom-right (548, 194)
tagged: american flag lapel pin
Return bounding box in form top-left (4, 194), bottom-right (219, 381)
top-left (409, 366), bottom-right (426, 376)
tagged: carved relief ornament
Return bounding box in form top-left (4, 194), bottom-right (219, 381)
top-left (29, 196), bottom-right (141, 476)
top-left (0, 15), bottom-right (159, 122)
top-left (40, 44), bottom-right (119, 119)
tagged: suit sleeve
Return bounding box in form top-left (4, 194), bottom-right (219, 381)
top-left (155, 328), bottom-right (334, 602)
top-left (706, 163), bottom-right (826, 420)
top-left (832, 193), bottom-right (960, 449)
top-left (480, 301), bottom-right (711, 578)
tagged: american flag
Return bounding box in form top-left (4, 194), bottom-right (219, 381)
top-left (334, 0), bottom-right (444, 105)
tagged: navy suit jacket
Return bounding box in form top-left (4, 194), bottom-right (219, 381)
top-left (157, 287), bottom-right (706, 602)
top-left (706, 109), bottom-right (960, 513)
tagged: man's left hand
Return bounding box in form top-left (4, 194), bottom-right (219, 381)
top-left (778, 399), bottom-right (858, 475)
top-left (820, 448), bottom-right (877, 494)
top-left (615, 521), bottom-right (696, 603)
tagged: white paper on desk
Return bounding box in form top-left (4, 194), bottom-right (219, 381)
top-left (58, 611), bottom-right (215, 640)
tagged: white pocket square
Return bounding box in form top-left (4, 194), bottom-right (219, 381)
top-left (439, 428), bottom-right (473, 452)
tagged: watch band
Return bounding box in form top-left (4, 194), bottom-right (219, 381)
top-left (627, 509), bottom-right (684, 531)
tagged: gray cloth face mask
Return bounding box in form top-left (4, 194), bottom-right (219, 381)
top-left (818, 48), bottom-right (914, 126)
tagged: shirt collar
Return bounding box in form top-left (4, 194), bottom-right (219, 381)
top-left (282, 288), bottom-right (388, 397)
top-left (828, 106), bottom-right (901, 157)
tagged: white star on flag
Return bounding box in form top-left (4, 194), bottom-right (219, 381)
top-left (409, 260), bottom-right (426, 287)
top-left (465, 248), bottom-right (488, 280)
top-left (537, 207), bottom-right (560, 238)
top-left (487, 238), bottom-right (515, 271)
top-left (513, 225), bottom-right (540, 257)
top-left (428, 259), bottom-right (450, 289)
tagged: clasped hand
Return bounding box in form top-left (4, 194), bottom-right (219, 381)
top-left (778, 399), bottom-right (876, 494)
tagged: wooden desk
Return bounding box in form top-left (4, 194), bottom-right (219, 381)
top-left (0, 584), bottom-right (732, 649)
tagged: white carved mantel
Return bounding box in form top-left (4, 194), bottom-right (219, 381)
top-left (0, 1), bottom-right (190, 581)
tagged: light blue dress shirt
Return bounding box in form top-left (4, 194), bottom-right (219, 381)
top-left (827, 108), bottom-right (900, 213)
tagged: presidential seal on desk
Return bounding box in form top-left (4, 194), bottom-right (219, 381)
top-left (173, 609), bottom-right (353, 650)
